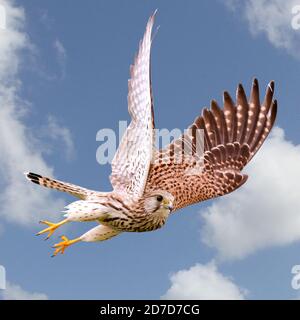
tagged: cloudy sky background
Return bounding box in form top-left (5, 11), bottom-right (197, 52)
top-left (0, 0), bottom-right (300, 299)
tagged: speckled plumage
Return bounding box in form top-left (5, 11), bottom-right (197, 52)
top-left (145, 80), bottom-right (277, 210)
top-left (25, 12), bottom-right (277, 255)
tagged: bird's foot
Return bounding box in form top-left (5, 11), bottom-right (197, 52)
top-left (52, 235), bottom-right (81, 257)
top-left (36, 219), bottom-right (68, 240)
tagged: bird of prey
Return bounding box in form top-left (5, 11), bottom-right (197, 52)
top-left (25, 12), bottom-right (277, 256)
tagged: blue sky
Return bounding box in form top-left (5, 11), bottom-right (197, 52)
top-left (1, 0), bottom-right (300, 299)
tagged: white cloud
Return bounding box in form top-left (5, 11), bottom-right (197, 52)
top-left (53, 38), bottom-right (66, 60)
top-left (0, 0), bottom-right (26, 82)
top-left (1, 281), bottom-right (48, 300)
top-left (0, 0), bottom-right (68, 225)
top-left (201, 127), bottom-right (300, 260)
top-left (0, 99), bottom-right (66, 224)
top-left (162, 262), bottom-right (246, 300)
top-left (224, 0), bottom-right (300, 57)
top-left (45, 115), bottom-right (74, 160)
top-left (53, 38), bottom-right (66, 78)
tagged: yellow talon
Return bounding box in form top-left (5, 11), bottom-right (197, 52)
top-left (36, 219), bottom-right (68, 240)
top-left (52, 235), bottom-right (81, 257)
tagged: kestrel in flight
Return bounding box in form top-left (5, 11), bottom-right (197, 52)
top-left (25, 12), bottom-right (277, 256)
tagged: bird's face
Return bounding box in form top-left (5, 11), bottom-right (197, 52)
top-left (144, 191), bottom-right (174, 215)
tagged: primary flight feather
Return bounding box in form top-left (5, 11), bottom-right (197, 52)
top-left (25, 12), bottom-right (277, 256)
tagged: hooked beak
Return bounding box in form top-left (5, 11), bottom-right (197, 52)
top-left (167, 204), bottom-right (173, 212)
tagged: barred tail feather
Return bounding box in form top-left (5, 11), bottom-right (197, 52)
top-left (25, 172), bottom-right (95, 200)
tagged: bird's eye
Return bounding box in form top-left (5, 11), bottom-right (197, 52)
top-left (156, 195), bottom-right (163, 202)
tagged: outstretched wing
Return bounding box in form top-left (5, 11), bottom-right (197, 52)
top-left (145, 79), bottom-right (277, 211)
top-left (110, 12), bottom-right (156, 200)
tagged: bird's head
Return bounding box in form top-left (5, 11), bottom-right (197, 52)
top-left (143, 190), bottom-right (174, 215)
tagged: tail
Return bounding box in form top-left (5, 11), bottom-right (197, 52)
top-left (25, 172), bottom-right (95, 200)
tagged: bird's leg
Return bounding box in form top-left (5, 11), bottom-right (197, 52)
top-left (36, 219), bottom-right (68, 240)
top-left (52, 235), bottom-right (81, 257)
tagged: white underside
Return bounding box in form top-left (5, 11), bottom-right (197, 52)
top-left (63, 200), bottom-right (109, 221)
top-left (80, 224), bottom-right (120, 242)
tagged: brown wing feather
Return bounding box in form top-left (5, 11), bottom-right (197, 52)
top-left (145, 79), bottom-right (277, 211)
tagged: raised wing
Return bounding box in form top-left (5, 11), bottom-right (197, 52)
top-left (110, 12), bottom-right (156, 200)
top-left (145, 79), bottom-right (277, 211)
